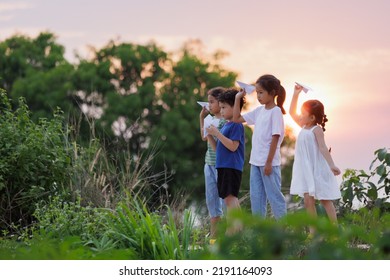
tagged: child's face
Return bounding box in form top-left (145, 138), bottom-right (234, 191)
top-left (300, 107), bottom-right (316, 127)
top-left (208, 95), bottom-right (220, 115)
top-left (255, 85), bottom-right (274, 106)
top-left (218, 101), bottom-right (233, 121)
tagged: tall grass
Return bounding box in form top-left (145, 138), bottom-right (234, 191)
top-left (68, 136), bottom-right (172, 209)
top-left (106, 200), bottom-right (196, 259)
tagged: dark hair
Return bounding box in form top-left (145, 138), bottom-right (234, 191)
top-left (302, 100), bottom-right (328, 131)
top-left (255, 74), bottom-right (286, 114)
top-left (207, 87), bottom-right (225, 99)
top-left (218, 88), bottom-right (245, 110)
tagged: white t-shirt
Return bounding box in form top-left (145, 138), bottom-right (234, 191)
top-left (243, 106), bottom-right (285, 166)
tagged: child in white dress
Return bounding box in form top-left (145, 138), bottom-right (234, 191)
top-left (289, 84), bottom-right (341, 233)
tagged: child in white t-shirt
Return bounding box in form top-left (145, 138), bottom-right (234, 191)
top-left (233, 74), bottom-right (287, 219)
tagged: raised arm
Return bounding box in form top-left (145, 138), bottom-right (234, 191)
top-left (289, 85), bottom-right (303, 127)
top-left (233, 90), bottom-right (246, 123)
top-left (313, 127), bottom-right (341, 175)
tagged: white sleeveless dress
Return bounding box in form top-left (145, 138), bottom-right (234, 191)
top-left (290, 125), bottom-right (341, 200)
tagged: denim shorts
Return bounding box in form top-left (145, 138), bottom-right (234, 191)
top-left (204, 164), bottom-right (224, 218)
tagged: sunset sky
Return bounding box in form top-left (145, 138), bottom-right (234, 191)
top-left (1, 0), bottom-right (389, 173)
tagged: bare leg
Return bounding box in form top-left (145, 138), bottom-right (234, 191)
top-left (320, 200), bottom-right (338, 224)
top-left (210, 216), bottom-right (221, 239)
top-left (225, 195), bottom-right (240, 210)
top-left (224, 195), bottom-right (242, 235)
top-left (304, 193), bottom-right (317, 235)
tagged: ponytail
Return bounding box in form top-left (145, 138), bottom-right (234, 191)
top-left (276, 85), bottom-right (286, 115)
top-left (321, 114), bottom-right (328, 131)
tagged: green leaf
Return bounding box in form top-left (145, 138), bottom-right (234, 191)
top-left (377, 148), bottom-right (388, 161)
top-left (378, 174), bottom-right (388, 185)
top-left (376, 164), bottom-right (386, 176)
top-left (386, 153), bottom-right (390, 166)
top-left (367, 186), bottom-right (378, 200)
top-left (366, 182), bottom-right (377, 190)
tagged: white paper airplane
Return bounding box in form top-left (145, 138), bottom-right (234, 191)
top-left (203, 115), bottom-right (220, 137)
top-left (236, 81), bottom-right (255, 95)
top-left (295, 82), bottom-right (313, 93)
top-left (197, 101), bottom-right (209, 111)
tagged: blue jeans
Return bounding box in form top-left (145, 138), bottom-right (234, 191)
top-left (250, 165), bottom-right (286, 219)
top-left (204, 164), bottom-right (224, 218)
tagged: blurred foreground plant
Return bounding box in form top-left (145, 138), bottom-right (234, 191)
top-left (193, 209), bottom-right (390, 260)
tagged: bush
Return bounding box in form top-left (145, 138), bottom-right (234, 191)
top-left (33, 195), bottom-right (108, 241)
top-left (0, 90), bottom-right (72, 230)
top-left (340, 148), bottom-right (390, 213)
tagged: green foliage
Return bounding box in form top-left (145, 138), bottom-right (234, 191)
top-left (0, 32), bottom-right (67, 93)
top-left (74, 41), bottom-right (170, 152)
top-left (12, 63), bottom-right (76, 121)
top-left (67, 134), bottom-right (171, 210)
top-left (2, 193), bottom-right (199, 259)
top-left (2, 200), bottom-right (390, 260)
top-left (33, 195), bottom-right (108, 241)
top-left (281, 127), bottom-right (296, 193)
top-left (0, 91), bottom-right (73, 230)
top-left (340, 148), bottom-right (390, 213)
top-left (194, 210), bottom-right (390, 260)
top-left (0, 236), bottom-right (137, 260)
top-left (106, 201), bottom-right (198, 260)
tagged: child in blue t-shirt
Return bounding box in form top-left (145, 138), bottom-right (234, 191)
top-left (207, 88), bottom-right (245, 235)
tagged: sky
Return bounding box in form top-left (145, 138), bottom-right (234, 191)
top-left (1, 0), bottom-right (389, 173)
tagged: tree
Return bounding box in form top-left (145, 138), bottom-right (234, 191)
top-left (87, 41), bottom-right (170, 153)
top-left (0, 32), bottom-right (67, 93)
top-left (11, 63), bottom-right (76, 120)
top-left (0, 32), bottom-right (81, 126)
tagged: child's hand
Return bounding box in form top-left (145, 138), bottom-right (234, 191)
top-left (331, 166), bottom-right (341, 176)
top-left (294, 84), bottom-right (303, 95)
top-left (264, 162), bottom-right (273, 176)
top-left (206, 125), bottom-right (219, 137)
top-left (199, 106), bottom-right (209, 118)
top-left (236, 89), bottom-right (246, 99)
